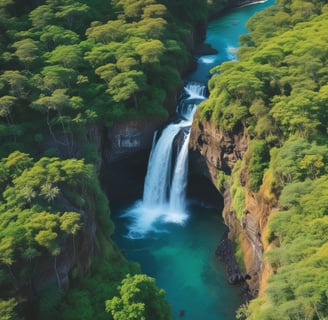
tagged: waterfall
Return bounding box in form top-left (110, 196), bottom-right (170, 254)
top-left (184, 82), bottom-right (207, 99)
top-left (143, 82), bottom-right (206, 211)
top-left (168, 131), bottom-right (191, 215)
top-left (123, 82), bottom-right (206, 238)
top-left (177, 83), bottom-right (206, 121)
top-left (142, 123), bottom-right (182, 207)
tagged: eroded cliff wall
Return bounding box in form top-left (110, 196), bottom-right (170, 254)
top-left (189, 113), bottom-right (271, 296)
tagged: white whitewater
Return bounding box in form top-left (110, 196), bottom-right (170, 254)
top-left (198, 55), bottom-right (216, 64)
top-left (142, 123), bottom-right (182, 207)
top-left (177, 83), bottom-right (206, 121)
top-left (178, 102), bottom-right (197, 121)
top-left (184, 83), bottom-right (207, 100)
top-left (123, 83), bottom-right (206, 238)
top-left (168, 131), bottom-right (191, 215)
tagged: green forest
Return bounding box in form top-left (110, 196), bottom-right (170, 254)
top-left (0, 0), bottom-right (231, 319)
top-left (1, 0), bottom-right (328, 319)
top-left (197, 0), bottom-right (328, 318)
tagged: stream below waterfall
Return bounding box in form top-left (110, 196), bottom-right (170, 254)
top-left (111, 1), bottom-right (274, 319)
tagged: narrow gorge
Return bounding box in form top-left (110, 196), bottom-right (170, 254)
top-left (2, 0), bottom-right (326, 318)
top-left (104, 1), bottom-right (275, 318)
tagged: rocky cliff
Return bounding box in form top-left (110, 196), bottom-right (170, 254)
top-left (189, 113), bottom-right (271, 297)
top-left (103, 117), bottom-right (167, 163)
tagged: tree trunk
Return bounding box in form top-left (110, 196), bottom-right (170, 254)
top-left (7, 264), bottom-right (18, 291)
top-left (54, 255), bottom-right (61, 288)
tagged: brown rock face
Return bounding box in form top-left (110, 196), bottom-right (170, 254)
top-left (189, 115), bottom-right (248, 181)
top-left (228, 189), bottom-right (271, 297)
top-left (104, 117), bottom-right (167, 163)
top-left (189, 114), bottom-right (269, 297)
top-left (101, 116), bottom-right (170, 203)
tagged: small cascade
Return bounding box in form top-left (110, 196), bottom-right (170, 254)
top-left (177, 83), bottom-right (207, 121)
top-left (123, 82), bottom-right (207, 238)
top-left (184, 82), bottom-right (207, 99)
top-left (177, 102), bottom-right (197, 121)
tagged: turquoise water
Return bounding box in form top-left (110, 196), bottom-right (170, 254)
top-left (112, 201), bottom-right (243, 320)
top-left (187, 0), bottom-right (275, 83)
top-left (112, 1), bottom-right (275, 319)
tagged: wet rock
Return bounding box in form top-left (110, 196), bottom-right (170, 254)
top-left (216, 231), bottom-right (245, 285)
top-left (194, 43), bottom-right (219, 56)
top-left (216, 231), bottom-right (253, 300)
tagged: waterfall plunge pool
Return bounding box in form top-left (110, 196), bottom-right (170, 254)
top-left (111, 200), bottom-right (243, 320)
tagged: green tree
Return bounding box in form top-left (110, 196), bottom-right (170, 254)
top-left (4, 151), bottom-right (33, 179)
top-left (29, 5), bottom-right (55, 29)
top-left (31, 89), bottom-right (72, 148)
top-left (34, 230), bottom-right (58, 252)
top-left (0, 298), bottom-right (18, 320)
top-left (105, 274), bottom-right (171, 320)
top-left (246, 139), bottom-right (269, 191)
top-left (0, 237), bottom-right (17, 289)
top-left (114, 0), bottom-right (155, 21)
top-left (60, 211), bottom-right (81, 260)
top-left (142, 4), bottom-right (167, 19)
top-left (95, 63), bottom-right (118, 84)
top-left (46, 44), bottom-right (82, 68)
top-left (60, 290), bottom-right (94, 320)
top-left (270, 92), bottom-right (321, 138)
top-left (135, 40), bottom-right (165, 64)
top-left (107, 70), bottom-right (147, 107)
top-left (86, 20), bottom-right (126, 44)
top-left (137, 17), bottom-right (167, 39)
top-left (12, 38), bottom-right (39, 70)
top-left (0, 96), bottom-right (16, 126)
top-left (300, 176), bottom-right (328, 217)
top-left (39, 65), bottom-right (77, 92)
top-left (40, 181), bottom-right (60, 202)
top-left (0, 70), bottom-right (29, 98)
top-left (54, 2), bottom-right (89, 30)
top-left (40, 25), bottom-right (80, 50)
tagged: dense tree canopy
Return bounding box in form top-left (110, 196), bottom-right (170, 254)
top-left (105, 274), bottom-right (171, 320)
top-left (0, 0), bottom-right (195, 159)
top-left (3, 0), bottom-right (327, 319)
top-left (0, 0), bottom-right (218, 318)
top-left (196, 0), bottom-right (328, 319)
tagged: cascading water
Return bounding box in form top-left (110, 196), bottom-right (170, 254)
top-left (183, 82), bottom-right (207, 100)
top-left (123, 82), bottom-right (206, 238)
top-left (112, 1), bottom-right (275, 317)
top-left (168, 131), bottom-right (191, 214)
top-left (142, 123), bottom-right (181, 208)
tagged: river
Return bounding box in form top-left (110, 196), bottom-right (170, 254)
top-left (111, 1), bottom-right (274, 319)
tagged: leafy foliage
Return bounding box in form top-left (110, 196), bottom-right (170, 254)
top-left (230, 160), bottom-right (245, 220)
top-left (105, 274), bottom-right (171, 320)
top-left (245, 139), bottom-right (269, 192)
top-left (198, 0), bottom-right (328, 319)
top-left (0, 0), bottom-right (193, 158)
top-left (0, 151), bottom-right (123, 318)
top-left (0, 0), bottom-right (212, 318)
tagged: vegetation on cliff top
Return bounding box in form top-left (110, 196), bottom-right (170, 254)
top-left (199, 0), bottom-right (328, 318)
top-left (3, 0), bottom-right (327, 318)
top-left (0, 0), bottom-right (199, 318)
top-left (0, 0), bottom-right (193, 163)
top-left (0, 0), bottom-right (231, 319)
